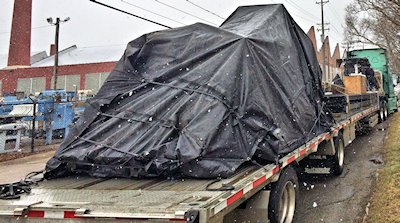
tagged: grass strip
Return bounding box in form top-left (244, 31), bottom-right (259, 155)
top-left (368, 112), bottom-right (400, 223)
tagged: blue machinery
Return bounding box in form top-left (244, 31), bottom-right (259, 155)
top-left (0, 90), bottom-right (78, 146)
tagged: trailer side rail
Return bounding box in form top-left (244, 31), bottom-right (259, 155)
top-left (0, 105), bottom-right (379, 222)
top-left (205, 104), bottom-right (380, 220)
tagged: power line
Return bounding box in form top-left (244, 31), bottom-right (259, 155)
top-left (0, 25), bottom-right (52, 35)
top-left (283, 0), bottom-right (340, 45)
top-left (328, 5), bottom-right (344, 24)
top-left (284, 0), bottom-right (342, 40)
top-left (328, 34), bottom-right (342, 43)
top-left (322, 5), bottom-right (344, 37)
top-left (289, 10), bottom-right (317, 24)
top-left (317, 0), bottom-right (329, 80)
top-left (154, 0), bottom-right (218, 26)
top-left (330, 24), bottom-right (342, 35)
top-left (79, 44), bottom-right (127, 49)
top-left (285, 0), bottom-right (319, 20)
top-left (285, 0), bottom-right (343, 46)
top-left (185, 0), bottom-right (225, 20)
top-left (89, 0), bottom-right (172, 29)
top-left (120, 0), bottom-right (186, 26)
top-left (325, 9), bottom-right (343, 26)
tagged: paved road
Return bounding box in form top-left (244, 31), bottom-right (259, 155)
top-left (0, 150), bottom-right (55, 184)
top-left (294, 120), bottom-right (388, 223)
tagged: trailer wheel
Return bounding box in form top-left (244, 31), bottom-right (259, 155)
top-left (268, 166), bottom-right (298, 223)
top-left (378, 106), bottom-right (385, 123)
top-left (383, 101), bottom-right (388, 121)
top-left (328, 132), bottom-right (345, 175)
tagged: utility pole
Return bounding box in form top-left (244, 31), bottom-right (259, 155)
top-left (316, 0), bottom-right (329, 82)
top-left (341, 40), bottom-right (361, 75)
top-left (46, 17), bottom-right (69, 145)
top-left (53, 18), bottom-right (60, 90)
top-left (341, 42), bottom-right (352, 75)
top-left (28, 96), bottom-right (36, 153)
top-left (47, 17), bottom-right (70, 90)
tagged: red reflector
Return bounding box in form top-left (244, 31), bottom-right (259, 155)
top-left (116, 217), bottom-right (150, 220)
top-left (169, 219), bottom-right (187, 222)
top-left (253, 176), bottom-right (266, 188)
top-left (287, 156), bottom-right (296, 164)
top-left (300, 148), bottom-right (307, 156)
top-left (227, 189), bottom-right (244, 206)
top-left (27, 210), bottom-right (45, 218)
top-left (272, 166), bottom-right (280, 175)
top-left (64, 211), bottom-right (77, 219)
top-left (325, 133), bottom-right (330, 140)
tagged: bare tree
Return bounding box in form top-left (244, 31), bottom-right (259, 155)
top-left (345, 0), bottom-right (400, 74)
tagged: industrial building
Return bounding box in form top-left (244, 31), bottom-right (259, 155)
top-left (307, 26), bottom-right (342, 83)
top-left (0, 0), bottom-right (124, 96)
top-left (0, 44), bottom-right (124, 96)
top-left (0, 1), bottom-right (340, 96)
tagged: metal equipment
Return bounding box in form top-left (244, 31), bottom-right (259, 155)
top-left (0, 123), bottom-right (28, 153)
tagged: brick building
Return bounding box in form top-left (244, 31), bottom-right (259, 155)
top-left (307, 26), bottom-right (341, 83)
top-left (0, 1), bottom-right (341, 96)
top-left (0, 0), bottom-right (123, 96)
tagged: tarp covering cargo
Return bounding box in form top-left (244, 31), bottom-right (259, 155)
top-left (45, 4), bottom-right (333, 179)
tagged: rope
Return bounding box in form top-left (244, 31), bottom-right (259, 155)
top-left (144, 79), bottom-right (233, 111)
top-left (306, 102), bottom-right (327, 141)
top-left (0, 170), bottom-right (44, 200)
top-left (79, 137), bottom-right (139, 158)
top-left (99, 112), bottom-right (177, 129)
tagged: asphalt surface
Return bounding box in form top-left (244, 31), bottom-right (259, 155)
top-left (0, 150), bottom-right (55, 184)
top-left (294, 120), bottom-right (388, 223)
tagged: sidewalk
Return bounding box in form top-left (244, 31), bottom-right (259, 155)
top-left (367, 112), bottom-right (400, 223)
top-left (0, 150), bottom-right (54, 184)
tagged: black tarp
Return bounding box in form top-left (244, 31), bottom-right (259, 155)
top-left (45, 4), bottom-right (333, 179)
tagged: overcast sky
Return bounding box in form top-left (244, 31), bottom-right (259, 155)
top-left (0, 0), bottom-right (351, 56)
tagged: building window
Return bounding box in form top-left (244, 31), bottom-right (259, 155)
top-left (0, 80), bottom-right (2, 96)
top-left (17, 77), bottom-right (46, 96)
top-left (85, 72), bottom-right (109, 94)
top-left (51, 75), bottom-right (80, 91)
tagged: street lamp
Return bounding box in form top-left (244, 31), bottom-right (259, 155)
top-left (47, 17), bottom-right (70, 90)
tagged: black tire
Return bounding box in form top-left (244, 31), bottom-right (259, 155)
top-left (268, 166), bottom-right (298, 223)
top-left (383, 101), bottom-right (388, 121)
top-left (378, 105), bottom-right (385, 123)
top-left (328, 132), bottom-right (345, 175)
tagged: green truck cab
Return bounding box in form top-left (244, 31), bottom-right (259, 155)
top-left (349, 48), bottom-right (398, 113)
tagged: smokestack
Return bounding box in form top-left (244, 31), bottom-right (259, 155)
top-left (50, 44), bottom-right (56, 56)
top-left (7, 0), bottom-right (32, 67)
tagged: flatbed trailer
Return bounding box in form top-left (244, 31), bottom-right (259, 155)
top-left (0, 93), bottom-right (381, 223)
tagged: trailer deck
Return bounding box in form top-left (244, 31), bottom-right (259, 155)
top-left (325, 92), bottom-right (379, 121)
top-left (0, 99), bottom-right (380, 223)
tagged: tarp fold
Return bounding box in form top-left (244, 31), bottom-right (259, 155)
top-left (45, 4), bottom-right (333, 179)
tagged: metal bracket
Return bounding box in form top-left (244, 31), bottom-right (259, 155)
top-left (13, 201), bottom-right (43, 216)
top-left (13, 207), bottom-right (27, 216)
top-left (75, 208), bottom-right (89, 216)
top-left (184, 210), bottom-right (199, 223)
top-left (314, 138), bottom-right (335, 156)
